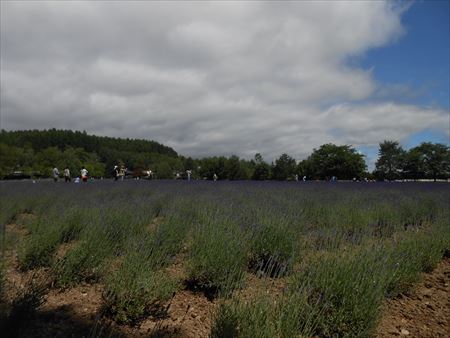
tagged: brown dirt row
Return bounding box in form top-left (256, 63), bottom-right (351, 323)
top-left (375, 258), bottom-right (450, 337)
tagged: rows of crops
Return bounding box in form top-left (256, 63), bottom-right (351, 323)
top-left (0, 180), bottom-right (449, 337)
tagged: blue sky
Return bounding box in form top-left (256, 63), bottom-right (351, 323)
top-left (355, 0), bottom-right (449, 167)
top-left (364, 1), bottom-right (449, 106)
top-left (363, 0), bottom-right (449, 140)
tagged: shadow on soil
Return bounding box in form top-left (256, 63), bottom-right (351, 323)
top-left (183, 279), bottom-right (219, 301)
top-left (0, 304), bottom-right (180, 338)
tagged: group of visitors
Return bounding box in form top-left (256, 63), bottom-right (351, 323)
top-left (52, 165), bottom-right (220, 182)
top-left (53, 167), bottom-right (89, 183)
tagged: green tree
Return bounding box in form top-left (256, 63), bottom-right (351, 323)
top-left (402, 148), bottom-right (424, 181)
top-left (155, 162), bottom-right (172, 179)
top-left (375, 141), bottom-right (405, 181)
top-left (415, 142), bottom-right (449, 181)
top-left (302, 144), bottom-right (366, 180)
top-left (224, 155), bottom-right (246, 180)
top-left (272, 153), bottom-right (296, 180)
top-left (84, 162), bottom-right (106, 178)
top-left (251, 153), bottom-right (271, 180)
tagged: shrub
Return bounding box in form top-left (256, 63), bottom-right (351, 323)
top-left (53, 238), bottom-right (112, 288)
top-left (384, 226), bottom-right (449, 297)
top-left (187, 220), bottom-right (247, 297)
top-left (211, 289), bottom-right (318, 338)
top-left (289, 248), bottom-right (387, 338)
top-left (248, 222), bottom-right (295, 277)
top-left (18, 225), bottom-right (60, 270)
top-left (58, 208), bottom-right (88, 243)
top-left (0, 260), bottom-right (4, 303)
top-left (102, 252), bottom-right (178, 325)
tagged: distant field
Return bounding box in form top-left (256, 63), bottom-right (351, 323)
top-left (0, 180), bottom-right (449, 337)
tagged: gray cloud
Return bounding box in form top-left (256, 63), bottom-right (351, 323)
top-left (1, 1), bottom-right (447, 162)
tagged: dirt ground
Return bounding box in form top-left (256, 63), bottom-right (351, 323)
top-left (2, 220), bottom-right (449, 337)
top-left (375, 258), bottom-right (450, 338)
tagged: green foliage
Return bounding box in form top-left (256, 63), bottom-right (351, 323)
top-left (291, 249), bottom-right (386, 337)
top-left (18, 219), bottom-right (61, 270)
top-left (251, 153), bottom-right (271, 180)
top-left (102, 252), bottom-right (178, 324)
top-left (153, 216), bottom-right (189, 264)
top-left (300, 144), bottom-right (366, 180)
top-left (54, 239), bottom-right (111, 288)
top-left (0, 129), bottom-right (179, 178)
top-left (101, 221), bottom-right (185, 324)
top-left (375, 140), bottom-right (405, 181)
top-left (224, 155), bottom-right (249, 180)
top-left (413, 142), bottom-right (450, 181)
top-left (211, 297), bottom-right (276, 338)
top-left (154, 161), bottom-right (172, 179)
top-left (187, 220), bottom-right (247, 296)
top-left (0, 143), bottom-right (35, 178)
top-left (211, 221), bottom-right (449, 338)
top-left (272, 153), bottom-right (296, 180)
top-left (0, 129), bottom-right (177, 157)
top-left (2, 130), bottom-right (448, 181)
top-left (376, 140), bottom-right (449, 181)
top-left (1, 179), bottom-right (448, 335)
top-left (401, 147), bottom-right (424, 180)
top-left (384, 227), bottom-right (449, 297)
top-left (8, 276), bottom-right (47, 322)
top-left (211, 290), bottom-right (318, 338)
top-left (58, 208), bottom-right (88, 243)
top-left (0, 260), bottom-right (5, 303)
top-left (249, 222), bottom-right (295, 277)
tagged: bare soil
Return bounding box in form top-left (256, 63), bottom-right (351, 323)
top-left (375, 258), bottom-right (450, 338)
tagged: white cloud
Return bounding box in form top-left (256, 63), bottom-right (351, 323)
top-left (1, 1), bottom-right (447, 162)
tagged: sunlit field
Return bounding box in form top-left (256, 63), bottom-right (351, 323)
top-left (1, 180), bottom-right (449, 337)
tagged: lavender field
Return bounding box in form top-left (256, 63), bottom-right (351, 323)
top-left (1, 180), bottom-right (449, 337)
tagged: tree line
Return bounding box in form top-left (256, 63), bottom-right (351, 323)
top-left (0, 129), bottom-right (448, 181)
top-left (374, 140), bottom-right (449, 182)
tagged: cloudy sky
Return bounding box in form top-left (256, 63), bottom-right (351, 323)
top-left (1, 1), bottom-right (449, 166)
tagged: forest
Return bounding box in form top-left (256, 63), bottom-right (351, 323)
top-left (0, 129), bottom-right (448, 181)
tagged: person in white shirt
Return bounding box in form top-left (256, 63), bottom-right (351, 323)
top-left (81, 168), bottom-right (88, 182)
top-left (64, 168), bottom-right (71, 182)
top-left (113, 165), bottom-right (119, 181)
top-left (53, 167), bottom-right (59, 182)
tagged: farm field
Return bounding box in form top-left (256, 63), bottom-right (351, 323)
top-left (0, 180), bottom-right (449, 337)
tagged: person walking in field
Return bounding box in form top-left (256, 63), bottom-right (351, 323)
top-left (63, 167), bottom-right (71, 182)
top-left (119, 166), bottom-right (126, 181)
top-left (81, 168), bottom-right (88, 182)
top-left (213, 173), bottom-right (218, 181)
top-left (52, 167), bottom-right (60, 182)
top-left (186, 170), bottom-right (192, 181)
top-left (113, 165), bottom-right (119, 181)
